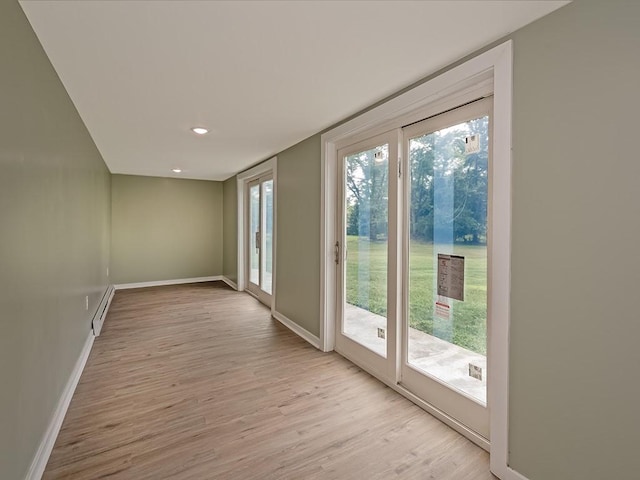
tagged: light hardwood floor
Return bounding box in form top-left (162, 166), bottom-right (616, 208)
top-left (44, 282), bottom-right (496, 479)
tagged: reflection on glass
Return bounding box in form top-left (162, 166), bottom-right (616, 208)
top-left (408, 116), bottom-right (489, 404)
top-left (249, 184), bottom-right (260, 285)
top-left (343, 144), bottom-right (388, 358)
top-left (262, 180), bottom-right (273, 294)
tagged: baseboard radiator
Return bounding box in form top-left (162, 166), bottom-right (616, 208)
top-left (92, 284), bottom-right (115, 336)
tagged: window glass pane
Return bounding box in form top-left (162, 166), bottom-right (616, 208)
top-left (344, 144), bottom-right (388, 357)
top-left (249, 184), bottom-right (260, 285)
top-left (261, 180), bottom-right (273, 294)
top-left (408, 116), bottom-right (488, 404)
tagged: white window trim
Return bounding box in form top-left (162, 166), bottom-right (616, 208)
top-left (237, 157), bottom-right (277, 312)
top-left (320, 41), bottom-right (515, 479)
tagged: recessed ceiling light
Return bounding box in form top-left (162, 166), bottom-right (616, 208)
top-left (172, 168), bottom-right (182, 173)
top-left (191, 127), bottom-right (209, 135)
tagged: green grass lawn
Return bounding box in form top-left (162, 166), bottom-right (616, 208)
top-left (346, 235), bottom-right (487, 355)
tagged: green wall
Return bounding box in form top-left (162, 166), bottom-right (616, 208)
top-left (508, 1), bottom-right (640, 478)
top-left (0, 1), bottom-right (111, 478)
top-left (275, 135), bottom-right (322, 336)
top-left (111, 175), bottom-right (223, 284)
top-left (222, 176), bottom-right (238, 284)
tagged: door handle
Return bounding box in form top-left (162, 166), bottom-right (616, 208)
top-left (255, 231), bottom-right (261, 252)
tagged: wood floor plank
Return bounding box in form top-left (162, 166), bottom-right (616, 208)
top-left (44, 282), bottom-right (496, 479)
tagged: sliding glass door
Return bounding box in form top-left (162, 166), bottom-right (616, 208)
top-left (335, 98), bottom-right (492, 439)
top-left (246, 175), bottom-right (273, 306)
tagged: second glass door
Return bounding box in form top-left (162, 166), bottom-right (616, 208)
top-left (247, 175), bottom-right (273, 306)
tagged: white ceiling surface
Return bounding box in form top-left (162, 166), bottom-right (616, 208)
top-left (20, 1), bottom-right (568, 181)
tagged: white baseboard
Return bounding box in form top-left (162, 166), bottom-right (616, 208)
top-left (505, 467), bottom-right (530, 480)
top-left (114, 276), bottom-right (223, 290)
top-left (221, 276), bottom-right (238, 290)
top-left (25, 332), bottom-right (94, 480)
top-left (272, 310), bottom-right (321, 349)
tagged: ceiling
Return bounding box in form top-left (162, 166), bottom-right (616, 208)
top-left (20, 1), bottom-right (568, 181)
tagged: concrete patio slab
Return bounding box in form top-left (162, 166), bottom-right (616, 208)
top-left (344, 303), bottom-right (486, 403)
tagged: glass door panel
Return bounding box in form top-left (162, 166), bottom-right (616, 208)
top-left (402, 97), bottom-right (491, 438)
top-left (261, 179), bottom-right (274, 295)
top-left (249, 182), bottom-right (260, 287)
top-left (336, 129), bottom-right (399, 383)
top-left (246, 175), bottom-right (274, 306)
top-left (407, 116), bottom-right (489, 403)
top-left (343, 144), bottom-right (389, 357)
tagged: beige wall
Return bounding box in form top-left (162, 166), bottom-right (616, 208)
top-left (111, 175), bottom-right (223, 284)
top-left (0, 1), bottom-right (111, 478)
top-left (508, 2), bottom-right (640, 478)
top-left (274, 136), bottom-right (322, 336)
top-left (222, 176), bottom-right (238, 284)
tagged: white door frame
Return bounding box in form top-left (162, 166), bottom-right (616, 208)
top-left (320, 41), bottom-right (514, 478)
top-left (237, 157), bottom-right (277, 311)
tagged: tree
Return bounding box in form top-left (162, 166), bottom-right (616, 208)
top-left (409, 116), bottom-right (488, 245)
top-left (409, 137), bottom-right (435, 241)
top-left (344, 115), bottom-right (488, 246)
top-left (345, 147), bottom-right (388, 241)
top-left (452, 117), bottom-right (488, 244)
